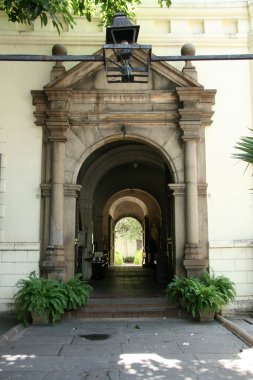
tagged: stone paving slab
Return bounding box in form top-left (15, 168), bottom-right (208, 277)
top-left (0, 318), bottom-right (253, 380)
top-left (0, 343), bottom-right (62, 356)
top-left (0, 371), bottom-right (46, 380)
top-left (60, 343), bottom-right (122, 357)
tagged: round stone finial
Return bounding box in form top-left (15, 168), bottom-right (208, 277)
top-left (181, 43), bottom-right (196, 56)
top-left (52, 44), bottom-right (67, 55)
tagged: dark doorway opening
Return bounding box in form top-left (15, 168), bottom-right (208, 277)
top-left (76, 140), bottom-right (175, 294)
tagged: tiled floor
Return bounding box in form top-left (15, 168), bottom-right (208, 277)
top-left (89, 265), bottom-right (166, 298)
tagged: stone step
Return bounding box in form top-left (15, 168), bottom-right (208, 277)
top-left (63, 297), bottom-right (189, 319)
top-left (86, 297), bottom-right (171, 308)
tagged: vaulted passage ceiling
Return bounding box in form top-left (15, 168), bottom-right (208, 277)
top-left (77, 140), bottom-right (173, 218)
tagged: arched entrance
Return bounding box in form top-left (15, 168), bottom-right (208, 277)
top-left (114, 217), bottom-right (143, 265)
top-left (76, 140), bottom-right (174, 286)
top-left (32, 48), bottom-right (215, 285)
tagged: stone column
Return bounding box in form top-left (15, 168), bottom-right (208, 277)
top-left (184, 137), bottom-right (199, 245)
top-left (42, 89), bottom-right (72, 279)
top-left (183, 124), bottom-right (208, 276)
top-left (177, 88), bottom-right (208, 277)
top-left (64, 184), bottom-right (82, 279)
top-left (168, 183), bottom-right (186, 277)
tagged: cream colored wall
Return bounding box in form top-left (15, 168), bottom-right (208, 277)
top-left (0, 61), bottom-right (46, 311)
top-left (0, 0), bottom-right (253, 311)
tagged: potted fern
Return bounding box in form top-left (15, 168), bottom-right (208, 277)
top-left (200, 272), bottom-right (236, 305)
top-left (186, 282), bottom-right (224, 321)
top-left (14, 272), bottom-right (67, 326)
top-left (166, 272), bottom-right (236, 322)
top-left (166, 276), bottom-right (199, 309)
top-left (61, 274), bottom-right (93, 311)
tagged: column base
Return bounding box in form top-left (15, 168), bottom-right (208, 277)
top-left (184, 243), bottom-right (208, 277)
top-left (42, 245), bottom-right (66, 280)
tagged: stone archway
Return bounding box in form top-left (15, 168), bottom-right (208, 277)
top-left (76, 140), bottom-right (173, 283)
top-left (32, 48), bottom-right (216, 281)
top-left (105, 190), bottom-right (161, 268)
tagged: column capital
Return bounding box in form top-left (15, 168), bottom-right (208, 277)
top-left (64, 184), bottom-right (82, 198)
top-left (177, 88), bottom-right (203, 141)
top-left (176, 87), bottom-right (216, 130)
top-left (176, 87), bottom-right (203, 103)
top-left (46, 110), bottom-right (70, 141)
top-left (168, 183), bottom-right (186, 196)
top-left (180, 120), bottom-right (202, 141)
top-left (41, 183), bottom-right (51, 197)
top-left (44, 88), bottom-right (73, 108)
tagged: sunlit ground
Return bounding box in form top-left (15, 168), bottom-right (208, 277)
top-left (1, 349), bottom-right (253, 379)
top-left (117, 350), bottom-right (253, 378)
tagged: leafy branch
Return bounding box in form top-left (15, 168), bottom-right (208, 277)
top-left (0, 0), bottom-right (172, 34)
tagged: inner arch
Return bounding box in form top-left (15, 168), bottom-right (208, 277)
top-left (77, 139), bottom-right (175, 289)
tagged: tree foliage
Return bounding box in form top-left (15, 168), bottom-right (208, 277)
top-left (0, 0), bottom-right (171, 34)
top-left (115, 217), bottom-right (142, 241)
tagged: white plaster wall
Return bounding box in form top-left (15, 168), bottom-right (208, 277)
top-left (115, 238), bottom-right (139, 259)
top-left (209, 241), bottom-right (253, 313)
top-left (0, 44), bottom-right (50, 310)
top-left (0, 61), bottom-right (48, 242)
top-left (0, 243), bottom-right (40, 312)
top-left (0, 0), bottom-right (253, 311)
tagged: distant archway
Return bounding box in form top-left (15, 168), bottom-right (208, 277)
top-left (114, 217), bottom-right (143, 266)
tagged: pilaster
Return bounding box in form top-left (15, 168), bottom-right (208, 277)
top-left (177, 87), bottom-right (208, 276)
top-left (42, 89), bottom-right (72, 280)
top-left (168, 183), bottom-right (186, 277)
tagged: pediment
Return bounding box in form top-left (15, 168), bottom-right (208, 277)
top-left (45, 49), bottom-right (202, 91)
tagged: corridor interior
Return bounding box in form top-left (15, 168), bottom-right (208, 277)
top-left (88, 265), bottom-right (167, 298)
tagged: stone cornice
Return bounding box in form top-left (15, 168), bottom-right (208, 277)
top-left (135, 50), bottom-right (201, 88)
top-left (45, 59), bottom-right (104, 89)
top-left (0, 1), bottom-right (250, 50)
top-left (69, 112), bottom-right (179, 126)
top-left (0, 34), bottom-right (248, 50)
top-left (31, 90), bottom-right (48, 127)
top-left (44, 88), bottom-right (73, 103)
top-left (177, 87), bottom-right (216, 128)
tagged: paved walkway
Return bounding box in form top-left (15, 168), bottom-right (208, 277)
top-left (1, 267), bottom-right (253, 379)
top-left (0, 317), bottom-right (253, 379)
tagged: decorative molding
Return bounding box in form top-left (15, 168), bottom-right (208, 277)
top-left (198, 183), bottom-right (208, 196)
top-left (209, 239), bottom-right (253, 248)
top-left (41, 184), bottom-right (51, 197)
top-left (168, 183), bottom-right (186, 196)
top-left (44, 88), bottom-right (73, 106)
top-left (64, 184), bottom-right (82, 197)
top-left (41, 183), bottom-right (82, 198)
top-left (46, 110), bottom-right (70, 141)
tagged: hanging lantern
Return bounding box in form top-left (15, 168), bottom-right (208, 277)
top-left (103, 12), bottom-right (151, 83)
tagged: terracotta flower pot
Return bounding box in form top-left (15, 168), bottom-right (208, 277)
top-left (198, 310), bottom-right (215, 322)
top-left (31, 311), bottom-right (49, 325)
